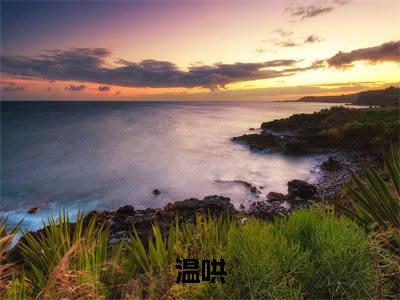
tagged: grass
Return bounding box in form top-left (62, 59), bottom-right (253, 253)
top-left (272, 208), bottom-right (377, 298)
top-left (1, 203), bottom-right (395, 298)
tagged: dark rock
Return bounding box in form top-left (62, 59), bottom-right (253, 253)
top-left (28, 207), bottom-right (39, 214)
top-left (248, 200), bottom-right (290, 220)
top-left (266, 192), bottom-right (286, 202)
top-left (216, 179), bottom-right (260, 194)
top-left (249, 127), bottom-right (255, 131)
top-left (164, 195), bottom-right (235, 219)
top-left (284, 140), bottom-right (310, 155)
top-left (321, 157), bottom-right (342, 172)
top-left (232, 133), bottom-right (286, 152)
top-left (116, 205), bottom-right (135, 215)
top-left (287, 180), bottom-right (317, 201)
top-left (153, 189), bottom-right (161, 195)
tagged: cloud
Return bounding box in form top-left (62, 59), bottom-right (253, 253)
top-left (114, 91), bottom-right (121, 96)
top-left (272, 28), bottom-right (294, 37)
top-left (333, 0), bottom-right (351, 5)
top-left (65, 84), bottom-right (86, 91)
top-left (255, 47), bottom-right (266, 53)
top-left (2, 82), bottom-right (25, 92)
top-left (286, 5), bottom-right (333, 20)
top-left (304, 35), bottom-right (323, 44)
top-left (327, 40), bottom-right (400, 68)
top-left (98, 85), bottom-right (110, 92)
top-left (1, 47), bottom-right (321, 90)
top-left (286, 0), bottom-right (351, 20)
top-left (274, 41), bottom-right (301, 48)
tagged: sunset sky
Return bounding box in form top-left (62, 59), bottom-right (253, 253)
top-left (1, 0), bottom-right (399, 101)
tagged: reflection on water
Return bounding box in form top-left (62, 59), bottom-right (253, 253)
top-left (1, 101), bottom-right (336, 231)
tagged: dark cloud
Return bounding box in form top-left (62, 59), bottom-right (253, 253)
top-left (2, 82), bottom-right (25, 92)
top-left (286, 5), bottom-right (333, 20)
top-left (65, 84), bottom-right (86, 91)
top-left (333, 0), bottom-right (352, 5)
top-left (274, 41), bottom-right (301, 48)
top-left (98, 85), bottom-right (110, 92)
top-left (304, 35), bottom-right (323, 44)
top-left (272, 29), bottom-right (294, 37)
top-left (114, 91), bottom-right (121, 96)
top-left (1, 48), bottom-right (320, 90)
top-left (286, 0), bottom-right (351, 20)
top-left (327, 41), bottom-right (400, 68)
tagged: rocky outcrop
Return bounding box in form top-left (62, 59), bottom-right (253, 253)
top-left (266, 192), bottom-right (286, 202)
top-left (232, 132), bottom-right (286, 152)
top-left (215, 179), bottom-right (261, 194)
top-left (249, 180), bottom-right (318, 220)
top-left (248, 200), bottom-right (290, 220)
top-left (287, 179), bottom-right (317, 201)
top-left (232, 132), bottom-right (309, 154)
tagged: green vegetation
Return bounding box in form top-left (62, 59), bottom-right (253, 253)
top-left (262, 106), bottom-right (400, 151)
top-left (1, 209), bottom-right (385, 299)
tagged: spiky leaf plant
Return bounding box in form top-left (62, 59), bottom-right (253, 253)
top-left (338, 147), bottom-right (400, 230)
top-left (18, 211), bottom-right (110, 298)
top-left (0, 219), bottom-right (20, 295)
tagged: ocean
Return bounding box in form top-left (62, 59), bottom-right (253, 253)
top-left (1, 101), bottom-right (336, 232)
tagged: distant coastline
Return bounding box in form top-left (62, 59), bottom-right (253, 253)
top-left (279, 86), bottom-right (399, 107)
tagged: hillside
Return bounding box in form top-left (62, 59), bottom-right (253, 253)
top-left (295, 86), bottom-right (399, 106)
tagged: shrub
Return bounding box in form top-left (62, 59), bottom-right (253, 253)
top-left (272, 208), bottom-right (378, 298)
top-left (212, 208), bottom-right (377, 299)
top-left (221, 220), bottom-right (309, 299)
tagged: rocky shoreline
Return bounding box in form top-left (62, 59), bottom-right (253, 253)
top-left (10, 178), bottom-right (320, 260)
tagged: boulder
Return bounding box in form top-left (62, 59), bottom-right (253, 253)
top-left (248, 200), bottom-right (290, 220)
top-left (116, 205), bottom-right (135, 215)
top-left (153, 189), bottom-right (161, 195)
top-left (164, 195), bottom-right (235, 219)
top-left (287, 180), bottom-right (317, 201)
top-left (266, 192), bottom-right (286, 202)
